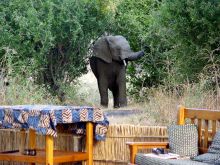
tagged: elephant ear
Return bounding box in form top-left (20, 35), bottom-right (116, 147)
top-left (93, 37), bottom-right (112, 63)
top-left (105, 35), bottom-right (131, 61)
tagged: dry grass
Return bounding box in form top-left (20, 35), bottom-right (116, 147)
top-left (0, 76), bottom-right (58, 105)
top-left (103, 84), bottom-right (220, 126)
top-left (1, 72), bottom-right (220, 126)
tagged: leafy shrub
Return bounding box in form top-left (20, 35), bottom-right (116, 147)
top-left (113, 0), bottom-right (220, 100)
top-left (148, 0), bottom-right (220, 85)
top-left (0, 0), bottom-right (111, 98)
top-left (109, 0), bottom-right (161, 99)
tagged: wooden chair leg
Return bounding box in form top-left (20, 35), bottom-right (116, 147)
top-left (46, 135), bottom-right (54, 165)
top-left (29, 129), bottom-right (36, 165)
top-left (86, 122), bottom-right (93, 165)
top-left (130, 145), bottom-right (137, 164)
top-left (19, 129), bottom-right (26, 154)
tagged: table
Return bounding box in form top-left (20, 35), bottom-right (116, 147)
top-left (0, 105), bottom-right (109, 165)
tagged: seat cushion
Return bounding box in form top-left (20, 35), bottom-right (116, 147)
top-left (135, 153), bottom-right (210, 165)
top-left (135, 153), bottom-right (170, 165)
top-left (168, 124), bottom-right (198, 157)
top-left (214, 158), bottom-right (220, 164)
top-left (192, 130), bottom-right (220, 164)
top-left (208, 130), bottom-right (220, 154)
top-left (192, 153), bottom-right (220, 163)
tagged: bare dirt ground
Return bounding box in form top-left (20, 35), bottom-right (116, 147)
top-left (78, 71), bottom-right (154, 126)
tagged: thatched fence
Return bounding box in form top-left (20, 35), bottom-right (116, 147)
top-left (0, 125), bottom-right (168, 165)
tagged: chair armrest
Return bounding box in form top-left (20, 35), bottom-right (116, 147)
top-left (126, 142), bottom-right (169, 148)
top-left (126, 142), bottom-right (169, 164)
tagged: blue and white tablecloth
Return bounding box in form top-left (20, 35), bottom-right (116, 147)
top-left (0, 105), bottom-right (109, 141)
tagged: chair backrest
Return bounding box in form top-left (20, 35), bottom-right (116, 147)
top-left (177, 105), bottom-right (220, 154)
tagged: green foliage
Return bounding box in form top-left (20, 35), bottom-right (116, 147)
top-left (111, 0), bottom-right (166, 98)
top-left (112, 0), bottom-right (220, 100)
top-left (1, 0), bottom-right (219, 103)
top-left (0, 0), bottom-right (111, 97)
top-left (110, 0), bottom-right (153, 49)
top-left (149, 0), bottom-right (220, 85)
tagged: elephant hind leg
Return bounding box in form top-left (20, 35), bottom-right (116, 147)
top-left (119, 98), bottom-right (127, 107)
top-left (116, 69), bottom-right (127, 107)
top-left (112, 87), bottom-right (127, 108)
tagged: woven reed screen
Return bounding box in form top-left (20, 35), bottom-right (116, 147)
top-left (0, 125), bottom-right (168, 165)
top-left (93, 125), bottom-right (167, 165)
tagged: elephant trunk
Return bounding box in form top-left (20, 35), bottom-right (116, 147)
top-left (126, 51), bottom-right (144, 61)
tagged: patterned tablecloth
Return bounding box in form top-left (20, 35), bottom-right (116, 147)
top-left (0, 105), bottom-right (109, 141)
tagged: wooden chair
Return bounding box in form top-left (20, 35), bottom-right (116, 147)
top-left (126, 105), bottom-right (220, 164)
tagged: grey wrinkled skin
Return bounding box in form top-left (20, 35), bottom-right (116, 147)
top-left (90, 35), bottom-right (144, 108)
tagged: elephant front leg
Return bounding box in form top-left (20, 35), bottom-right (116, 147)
top-left (112, 89), bottom-right (120, 108)
top-left (98, 81), bottom-right (109, 107)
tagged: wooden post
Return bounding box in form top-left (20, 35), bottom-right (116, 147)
top-left (86, 122), bottom-right (93, 165)
top-left (130, 145), bottom-right (137, 164)
top-left (178, 105), bottom-right (185, 125)
top-left (19, 129), bottom-right (26, 154)
top-left (46, 135), bottom-right (54, 165)
top-left (29, 129), bottom-right (36, 149)
top-left (204, 120), bottom-right (209, 148)
top-left (29, 129), bottom-right (36, 165)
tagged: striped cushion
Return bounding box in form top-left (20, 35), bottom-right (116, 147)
top-left (168, 124), bottom-right (198, 157)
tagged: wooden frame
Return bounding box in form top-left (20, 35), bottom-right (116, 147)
top-left (0, 122), bottom-right (94, 165)
top-left (126, 105), bottom-right (220, 164)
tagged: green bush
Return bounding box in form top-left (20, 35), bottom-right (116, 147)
top-left (0, 0), bottom-right (111, 98)
top-left (112, 0), bottom-right (220, 100)
top-left (109, 0), bottom-right (160, 99)
top-left (148, 0), bottom-right (220, 85)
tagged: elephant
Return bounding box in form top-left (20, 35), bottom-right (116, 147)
top-left (89, 35), bottom-right (144, 108)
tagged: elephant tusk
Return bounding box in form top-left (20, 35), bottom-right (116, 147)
top-left (123, 60), bottom-right (127, 66)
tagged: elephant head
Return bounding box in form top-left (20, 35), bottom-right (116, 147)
top-left (93, 35), bottom-right (144, 65)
